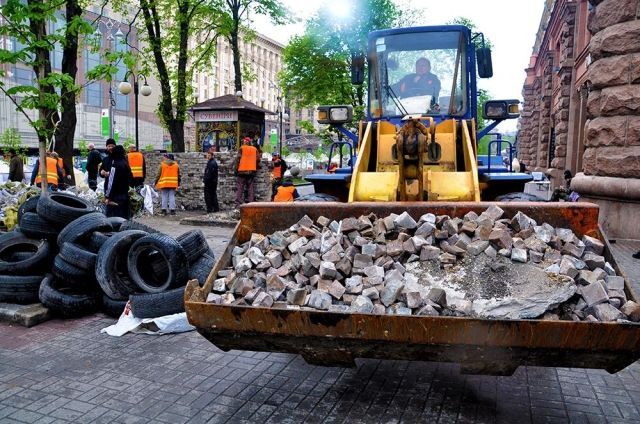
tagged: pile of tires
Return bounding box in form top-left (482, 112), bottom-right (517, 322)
top-left (0, 192), bottom-right (215, 320)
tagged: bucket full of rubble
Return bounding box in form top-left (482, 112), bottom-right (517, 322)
top-left (184, 202), bottom-right (640, 375)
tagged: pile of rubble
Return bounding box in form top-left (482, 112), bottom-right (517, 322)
top-left (208, 206), bottom-right (640, 323)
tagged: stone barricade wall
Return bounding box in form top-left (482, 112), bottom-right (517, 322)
top-left (143, 152), bottom-right (271, 210)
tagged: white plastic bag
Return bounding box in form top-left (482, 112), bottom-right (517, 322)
top-left (100, 301), bottom-right (195, 337)
top-left (139, 184), bottom-right (158, 215)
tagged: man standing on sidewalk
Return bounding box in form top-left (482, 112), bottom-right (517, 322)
top-left (7, 148), bottom-right (24, 182)
top-left (203, 151), bottom-right (219, 213)
top-left (86, 143), bottom-right (102, 191)
top-left (155, 153), bottom-right (180, 215)
top-left (127, 145), bottom-right (146, 188)
top-left (235, 137), bottom-right (259, 207)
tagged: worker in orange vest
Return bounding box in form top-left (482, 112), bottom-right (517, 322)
top-left (30, 152), bottom-right (64, 190)
top-left (127, 145), bottom-right (146, 188)
top-left (235, 137), bottom-right (259, 207)
top-left (270, 152), bottom-right (287, 200)
top-left (273, 171), bottom-right (299, 202)
top-left (155, 153), bottom-right (180, 215)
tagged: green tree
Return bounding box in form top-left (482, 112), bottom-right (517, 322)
top-left (0, 128), bottom-right (25, 156)
top-left (280, 0), bottom-right (400, 116)
top-left (216, 1), bottom-right (289, 93)
top-left (77, 139), bottom-right (89, 158)
top-left (0, 0), bottom-right (91, 187)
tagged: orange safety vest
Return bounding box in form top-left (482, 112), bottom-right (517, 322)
top-left (57, 158), bottom-right (65, 177)
top-left (274, 185), bottom-right (296, 202)
top-left (156, 162), bottom-right (179, 189)
top-left (237, 145), bottom-right (258, 172)
top-left (128, 151), bottom-right (144, 178)
top-left (35, 157), bottom-right (59, 186)
top-left (272, 161), bottom-right (282, 179)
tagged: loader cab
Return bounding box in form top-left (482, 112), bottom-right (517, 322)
top-left (367, 25), bottom-right (482, 125)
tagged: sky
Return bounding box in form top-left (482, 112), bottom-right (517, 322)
top-left (253, 0), bottom-right (546, 133)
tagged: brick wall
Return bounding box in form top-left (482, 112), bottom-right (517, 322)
top-left (143, 152), bottom-right (271, 211)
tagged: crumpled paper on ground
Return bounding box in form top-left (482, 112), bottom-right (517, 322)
top-left (100, 302), bottom-right (195, 336)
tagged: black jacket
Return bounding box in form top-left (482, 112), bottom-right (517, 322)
top-left (86, 149), bottom-right (102, 179)
top-left (203, 157), bottom-right (218, 185)
top-left (8, 155), bottom-right (24, 182)
top-left (105, 148), bottom-right (132, 201)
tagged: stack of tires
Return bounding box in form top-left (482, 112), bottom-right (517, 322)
top-left (0, 192), bottom-right (215, 320)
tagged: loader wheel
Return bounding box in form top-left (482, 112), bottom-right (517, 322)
top-left (129, 287), bottom-right (186, 318)
top-left (495, 192), bottom-right (546, 202)
top-left (39, 274), bottom-right (100, 318)
top-left (294, 193), bottom-right (339, 202)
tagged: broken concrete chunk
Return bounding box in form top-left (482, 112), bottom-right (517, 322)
top-left (420, 245), bottom-right (441, 261)
top-left (319, 261), bottom-right (337, 279)
top-left (534, 223), bottom-right (555, 243)
top-left (394, 211), bottom-right (417, 230)
top-left (328, 281), bottom-right (346, 299)
top-left (510, 248), bottom-right (527, 263)
top-left (562, 242), bottom-right (585, 259)
top-left (439, 252), bottom-right (457, 264)
top-left (418, 213), bottom-right (437, 225)
top-left (589, 303), bottom-right (623, 322)
top-left (489, 228), bottom-right (512, 250)
top-left (605, 275), bottom-right (625, 291)
top-left (467, 240), bottom-right (489, 256)
top-left (581, 282), bottom-right (609, 307)
top-left (380, 280), bottom-right (404, 307)
top-left (583, 253), bottom-right (605, 270)
top-left (405, 292), bottom-right (423, 309)
top-left (511, 211), bottom-right (535, 232)
top-left (252, 292), bottom-right (274, 308)
top-left (417, 305), bottom-right (440, 316)
top-left (427, 288), bottom-right (447, 307)
top-left (349, 296), bottom-right (374, 313)
top-left (582, 235), bottom-right (604, 255)
top-left (481, 204), bottom-right (504, 221)
top-left (206, 293), bottom-right (223, 304)
top-left (234, 257), bottom-right (253, 273)
top-left (307, 290), bottom-right (333, 310)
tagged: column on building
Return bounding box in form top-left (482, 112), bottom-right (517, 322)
top-left (571, 0), bottom-right (640, 238)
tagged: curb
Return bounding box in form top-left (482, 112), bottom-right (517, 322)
top-left (0, 302), bottom-right (51, 328)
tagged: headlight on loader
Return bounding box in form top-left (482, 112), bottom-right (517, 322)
top-left (317, 105), bottom-right (353, 124)
top-left (483, 99), bottom-right (520, 120)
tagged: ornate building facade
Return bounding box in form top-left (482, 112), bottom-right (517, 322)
top-left (518, 0), bottom-right (640, 238)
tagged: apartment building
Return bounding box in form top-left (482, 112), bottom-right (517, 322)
top-left (0, 7), bottom-right (164, 150)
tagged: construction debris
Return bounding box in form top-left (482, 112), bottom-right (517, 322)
top-left (210, 206), bottom-right (639, 322)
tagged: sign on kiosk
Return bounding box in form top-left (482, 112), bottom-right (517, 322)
top-left (195, 110), bottom-right (238, 122)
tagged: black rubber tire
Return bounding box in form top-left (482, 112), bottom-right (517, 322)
top-left (119, 220), bottom-right (158, 233)
top-left (19, 212), bottom-right (60, 240)
top-left (176, 230), bottom-right (209, 264)
top-left (36, 192), bottom-right (94, 227)
top-left (59, 242), bottom-right (97, 270)
top-left (0, 274), bottom-right (43, 304)
top-left (129, 287), bottom-right (186, 318)
top-left (127, 233), bottom-right (189, 293)
top-left (52, 255), bottom-right (96, 286)
top-left (96, 230), bottom-right (147, 300)
top-left (294, 193), bottom-right (339, 202)
top-left (101, 294), bottom-right (128, 318)
top-left (0, 237), bottom-right (51, 275)
top-left (0, 230), bottom-right (25, 245)
top-left (189, 253), bottom-right (215, 286)
top-left (86, 231), bottom-right (115, 253)
top-left (17, 195), bottom-right (40, 222)
top-left (495, 192), bottom-right (546, 202)
top-left (39, 275), bottom-right (100, 318)
top-left (57, 212), bottom-right (112, 248)
top-left (107, 217), bottom-right (127, 232)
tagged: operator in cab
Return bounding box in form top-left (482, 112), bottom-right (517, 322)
top-left (393, 57), bottom-right (441, 110)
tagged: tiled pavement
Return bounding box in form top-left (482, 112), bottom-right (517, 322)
top-left (0, 314), bottom-right (639, 424)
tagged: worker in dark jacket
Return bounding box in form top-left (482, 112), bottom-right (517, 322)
top-left (99, 138), bottom-right (116, 181)
top-left (203, 151), bottom-right (219, 213)
top-left (104, 145), bottom-right (133, 218)
top-left (86, 143), bottom-right (102, 191)
top-left (7, 149), bottom-right (24, 182)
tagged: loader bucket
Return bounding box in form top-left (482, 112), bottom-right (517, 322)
top-left (185, 202), bottom-right (640, 375)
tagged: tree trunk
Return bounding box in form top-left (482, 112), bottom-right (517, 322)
top-left (231, 5), bottom-right (242, 93)
top-left (55, 0), bottom-right (82, 184)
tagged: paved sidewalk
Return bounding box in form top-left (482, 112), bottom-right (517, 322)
top-left (0, 315), bottom-right (639, 424)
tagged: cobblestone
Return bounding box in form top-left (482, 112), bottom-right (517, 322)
top-left (6, 319), bottom-right (637, 423)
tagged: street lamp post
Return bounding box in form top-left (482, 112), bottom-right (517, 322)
top-left (118, 72), bottom-right (151, 150)
top-left (93, 18), bottom-right (124, 140)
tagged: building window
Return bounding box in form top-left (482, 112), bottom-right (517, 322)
top-left (85, 49), bottom-right (102, 107)
top-left (14, 67), bottom-right (35, 86)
